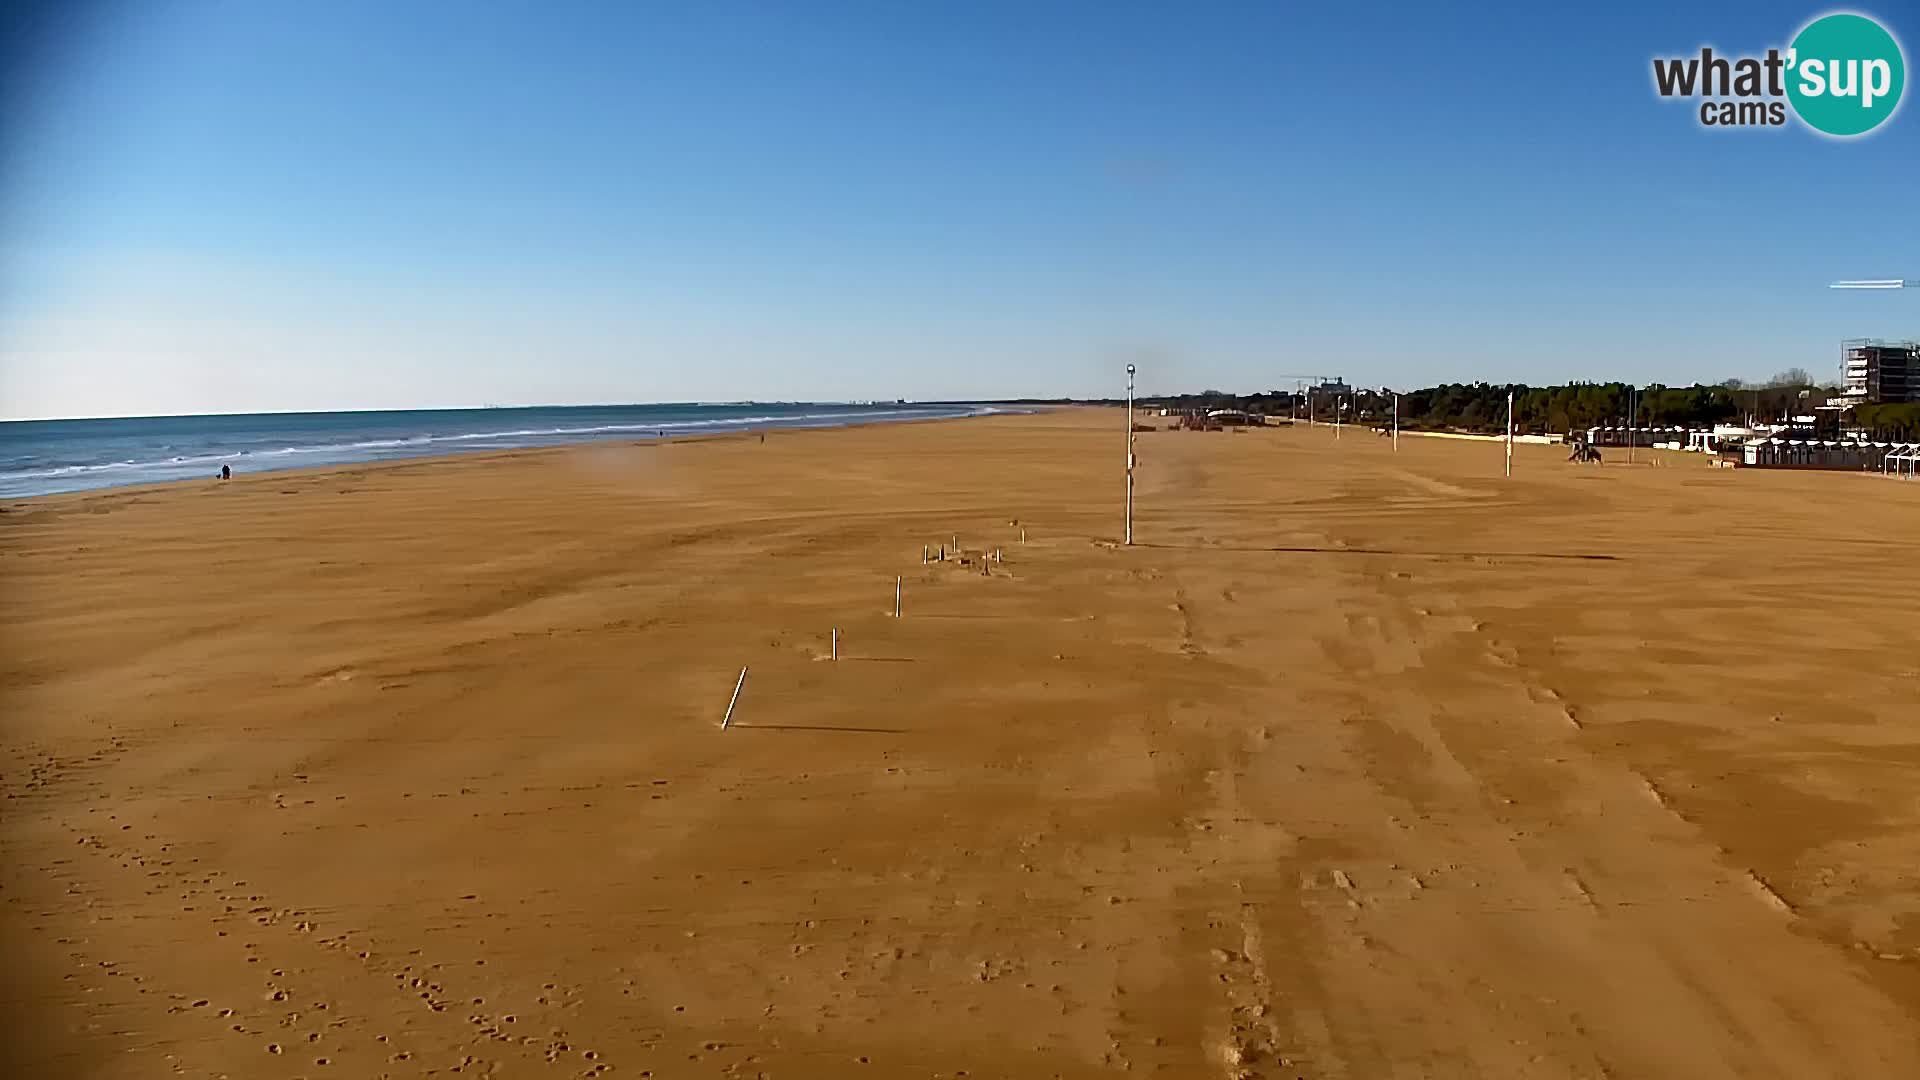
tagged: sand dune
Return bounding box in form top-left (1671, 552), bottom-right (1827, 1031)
top-left (5, 409), bottom-right (1920, 1078)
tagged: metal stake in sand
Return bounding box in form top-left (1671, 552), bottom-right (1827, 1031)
top-left (1505, 390), bottom-right (1514, 478)
top-left (894, 576), bottom-right (902, 618)
top-left (720, 666), bottom-right (749, 729)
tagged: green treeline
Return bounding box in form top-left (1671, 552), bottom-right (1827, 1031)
top-left (1144, 382), bottom-right (1920, 440)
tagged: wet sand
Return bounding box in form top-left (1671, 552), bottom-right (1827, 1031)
top-left (5, 408), bottom-right (1920, 1078)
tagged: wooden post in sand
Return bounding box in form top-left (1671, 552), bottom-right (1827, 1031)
top-left (1021, 528), bottom-right (1027, 544)
top-left (721, 666), bottom-right (748, 729)
top-left (921, 545), bottom-right (928, 565)
top-left (894, 576), bottom-right (902, 618)
top-left (831, 627), bottom-right (839, 661)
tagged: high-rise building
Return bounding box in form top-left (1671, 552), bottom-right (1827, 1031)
top-left (1841, 339), bottom-right (1919, 404)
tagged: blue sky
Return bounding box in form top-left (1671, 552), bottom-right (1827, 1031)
top-left (1, 0), bottom-right (1914, 419)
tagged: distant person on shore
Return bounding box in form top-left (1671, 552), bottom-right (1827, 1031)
top-left (219, 465), bottom-right (231, 481)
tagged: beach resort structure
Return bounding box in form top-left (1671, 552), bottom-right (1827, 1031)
top-left (1575, 422), bottom-right (1918, 474)
top-left (1584, 425), bottom-right (1714, 450)
top-left (1741, 436), bottom-right (1920, 472)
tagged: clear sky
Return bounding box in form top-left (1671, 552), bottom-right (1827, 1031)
top-left (1, 0), bottom-right (1914, 419)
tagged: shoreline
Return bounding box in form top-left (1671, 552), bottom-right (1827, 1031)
top-left (0, 406), bottom-right (1045, 509)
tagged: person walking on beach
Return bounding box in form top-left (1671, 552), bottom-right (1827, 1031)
top-left (219, 465), bottom-right (231, 481)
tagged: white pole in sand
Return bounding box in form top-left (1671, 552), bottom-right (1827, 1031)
top-left (1393, 393), bottom-right (1399, 452)
top-left (1125, 363), bottom-right (1136, 546)
top-left (831, 627), bottom-right (838, 661)
top-left (1627, 385), bottom-right (1636, 465)
top-left (894, 576), bottom-right (902, 618)
top-left (721, 666), bottom-right (748, 729)
top-left (1505, 390), bottom-right (1514, 478)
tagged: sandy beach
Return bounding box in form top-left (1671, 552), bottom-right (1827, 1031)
top-left (6, 407), bottom-right (1920, 1079)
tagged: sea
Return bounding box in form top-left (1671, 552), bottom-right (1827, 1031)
top-left (0, 402), bottom-right (1005, 499)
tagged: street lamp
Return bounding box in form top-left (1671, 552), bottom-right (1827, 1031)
top-left (1626, 383), bottom-right (1637, 464)
top-left (1505, 389), bottom-right (1514, 477)
top-left (1125, 363), bottom-right (1136, 546)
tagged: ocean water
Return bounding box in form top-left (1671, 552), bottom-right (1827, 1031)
top-left (0, 402), bottom-right (1001, 499)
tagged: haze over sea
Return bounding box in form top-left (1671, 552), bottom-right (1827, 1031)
top-left (0, 402), bottom-right (1002, 499)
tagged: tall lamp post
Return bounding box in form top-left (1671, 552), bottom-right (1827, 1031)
top-left (1125, 363), bottom-right (1136, 546)
top-left (1505, 389), bottom-right (1514, 477)
top-left (1627, 384), bottom-right (1637, 465)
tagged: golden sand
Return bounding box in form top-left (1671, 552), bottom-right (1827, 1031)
top-left (5, 409), bottom-right (1920, 1078)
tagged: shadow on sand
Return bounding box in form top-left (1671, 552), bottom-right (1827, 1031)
top-left (731, 723), bottom-right (907, 734)
top-left (1135, 542), bottom-right (1619, 562)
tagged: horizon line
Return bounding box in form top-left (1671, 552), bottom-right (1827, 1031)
top-left (0, 399), bottom-right (966, 425)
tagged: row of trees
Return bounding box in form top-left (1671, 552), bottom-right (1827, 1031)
top-left (1852, 403), bottom-right (1920, 439)
top-left (1367, 382), bottom-right (1801, 435)
top-left (1144, 377), bottom-right (1920, 440)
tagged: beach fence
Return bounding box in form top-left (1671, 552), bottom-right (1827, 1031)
top-left (718, 519), bottom-right (1034, 732)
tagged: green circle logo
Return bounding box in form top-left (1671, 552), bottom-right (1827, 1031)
top-left (1787, 12), bottom-right (1906, 137)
